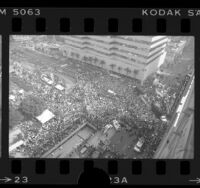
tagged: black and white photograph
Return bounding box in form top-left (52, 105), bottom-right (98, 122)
top-left (9, 35), bottom-right (194, 159)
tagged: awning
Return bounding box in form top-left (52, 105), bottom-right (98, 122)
top-left (9, 140), bottom-right (24, 152)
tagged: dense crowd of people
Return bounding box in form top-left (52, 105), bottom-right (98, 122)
top-left (9, 39), bottom-right (189, 158)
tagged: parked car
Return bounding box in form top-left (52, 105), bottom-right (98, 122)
top-left (112, 120), bottom-right (121, 130)
top-left (134, 137), bottom-right (145, 152)
top-left (160, 115), bottom-right (168, 122)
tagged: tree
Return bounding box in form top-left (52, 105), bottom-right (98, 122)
top-left (9, 108), bottom-right (24, 129)
top-left (135, 86), bottom-right (144, 96)
top-left (82, 56), bottom-right (88, 63)
top-left (70, 52), bottom-right (74, 58)
top-left (109, 64), bottom-right (116, 71)
top-left (19, 96), bottom-right (45, 118)
top-left (118, 66), bottom-right (122, 73)
top-left (90, 57), bottom-right (95, 65)
top-left (151, 102), bottom-right (162, 119)
top-left (94, 57), bottom-right (98, 65)
top-left (100, 60), bottom-right (106, 68)
top-left (133, 69), bottom-right (139, 76)
top-left (75, 53), bottom-right (80, 59)
top-left (125, 67), bottom-right (131, 75)
top-left (88, 57), bottom-right (93, 64)
top-left (127, 68), bottom-right (131, 75)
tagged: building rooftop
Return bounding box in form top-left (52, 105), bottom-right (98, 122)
top-left (36, 109), bottom-right (55, 124)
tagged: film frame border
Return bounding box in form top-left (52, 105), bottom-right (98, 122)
top-left (0, 7), bottom-right (199, 185)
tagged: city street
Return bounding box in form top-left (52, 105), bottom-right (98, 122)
top-left (154, 75), bottom-right (194, 158)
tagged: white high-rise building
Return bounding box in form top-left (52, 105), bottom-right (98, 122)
top-left (60, 36), bottom-right (168, 82)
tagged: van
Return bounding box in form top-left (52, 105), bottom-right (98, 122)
top-left (134, 137), bottom-right (145, 152)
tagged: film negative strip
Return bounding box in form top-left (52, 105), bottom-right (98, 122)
top-left (0, 6), bottom-right (199, 186)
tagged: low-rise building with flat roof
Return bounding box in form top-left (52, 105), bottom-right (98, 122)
top-left (36, 109), bottom-right (55, 124)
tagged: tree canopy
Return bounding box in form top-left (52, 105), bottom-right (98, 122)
top-left (9, 108), bottom-right (24, 129)
top-left (19, 96), bottom-right (45, 118)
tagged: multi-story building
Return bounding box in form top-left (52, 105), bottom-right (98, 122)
top-left (165, 40), bottom-right (186, 63)
top-left (59, 36), bottom-right (168, 82)
top-left (57, 36), bottom-right (168, 82)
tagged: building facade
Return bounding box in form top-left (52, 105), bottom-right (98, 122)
top-left (59, 36), bottom-right (168, 82)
